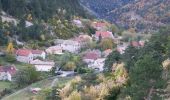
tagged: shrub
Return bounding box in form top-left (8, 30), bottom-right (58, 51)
top-left (67, 91), bottom-right (81, 100)
top-left (5, 54), bottom-right (16, 63)
top-left (63, 61), bottom-right (76, 71)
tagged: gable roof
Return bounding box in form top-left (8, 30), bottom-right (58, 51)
top-left (131, 41), bottom-right (145, 47)
top-left (95, 31), bottom-right (113, 38)
top-left (30, 59), bottom-right (55, 65)
top-left (103, 49), bottom-right (112, 56)
top-left (84, 53), bottom-right (99, 60)
top-left (83, 50), bottom-right (101, 60)
top-left (95, 22), bottom-right (107, 27)
top-left (73, 35), bottom-right (92, 42)
top-left (31, 50), bottom-right (44, 54)
top-left (0, 65), bottom-right (17, 75)
top-left (46, 46), bottom-right (62, 51)
top-left (131, 41), bottom-right (139, 47)
top-left (16, 49), bottom-right (32, 56)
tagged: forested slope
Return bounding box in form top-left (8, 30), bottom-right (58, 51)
top-left (0, 0), bottom-right (91, 45)
top-left (81, 0), bottom-right (170, 32)
top-left (0, 0), bottom-right (89, 21)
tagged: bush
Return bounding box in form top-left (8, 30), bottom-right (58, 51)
top-left (67, 91), bottom-right (81, 100)
top-left (75, 67), bottom-right (93, 74)
top-left (62, 61), bottom-right (76, 71)
top-left (0, 88), bottom-right (13, 98)
top-left (5, 54), bottom-right (16, 63)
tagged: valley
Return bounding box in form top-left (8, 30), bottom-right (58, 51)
top-left (0, 0), bottom-right (170, 100)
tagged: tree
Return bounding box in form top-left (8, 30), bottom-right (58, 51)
top-left (126, 54), bottom-right (164, 100)
top-left (14, 66), bottom-right (40, 87)
top-left (5, 54), bottom-right (16, 63)
top-left (104, 86), bottom-right (121, 100)
top-left (104, 51), bottom-right (121, 72)
top-left (86, 41), bottom-right (97, 50)
top-left (110, 24), bottom-right (119, 33)
top-left (67, 91), bottom-right (81, 100)
top-left (97, 34), bottom-right (102, 43)
top-left (63, 61), bottom-right (76, 71)
top-left (48, 87), bottom-right (61, 100)
top-left (122, 46), bottom-right (139, 71)
top-left (99, 38), bottom-right (115, 51)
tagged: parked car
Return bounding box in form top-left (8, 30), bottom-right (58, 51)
top-left (0, 52), bottom-right (5, 57)
top-left (55, 71), bottom-right (76, 77)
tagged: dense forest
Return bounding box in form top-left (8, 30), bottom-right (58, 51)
top-left (0, 0), bottom-right (93, 46)
top-left (0, 0), bottom-right (89, 21)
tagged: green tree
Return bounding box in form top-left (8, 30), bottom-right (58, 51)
top-left (63, 61), bottom-right (76, 71)
top-left (104, 51), bottom-right (121, 72)
top-left (110, 24), bottom-right (119, 34)
top-left (122, 46), bottom-right (139, 71)
top-left (14, 66), bottom-right (40, 87)
top-left (5, 54), bottom-right (16, 63)
top-left (126, 54), bottom-right (164, 100)
top-left (48, 87), bottom-right (61, 100)
top-left (99, 38), bottom-right (115, 51)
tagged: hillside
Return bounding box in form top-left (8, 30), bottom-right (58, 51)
top-left (0, 0), bottom-right (93, 45)
top-left (0, 0), bottom-right (89, 21)
top-left (81, 0), bottom-right (170, 32)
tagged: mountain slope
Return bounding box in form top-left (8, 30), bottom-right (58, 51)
top-left (81, 0), bottom-right (170, 32)
top-left (0, 0), bottom-right (89, 21)
top-left (0, 0), bottom-right (92, 45)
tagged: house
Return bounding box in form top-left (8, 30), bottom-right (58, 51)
top-left (103, 49), bottom-right (112, 57)
top-left (92, 22), bottom-right (108, 31)
top-left (25, 21), bottom-right (33, 27)
top-left (73, 34), bottom-right (92, 47)
top-left (73, 19), bottom-right (83, 27)
top-left (0, 65), bottom-right (17, 81)
top-left (131, 41), bottom-right (139, 47)
top-left (1, 15), bottom-right (18, 25)
top-left (113, 36), bottom-right (123, 44)
top-left (31, 50), bottom-right (46, 59)
top-left (46, 46), bottom-right (63, 55)
top-left (83, 50), bottom-right (101, 64)
top-left (94, 31), bottom-right (114, 40)
top-left (30, 59), bottom-right (55, 72)
top-left (55, 39), bottom-right (81, 53)
top-left (139, 40), bottom-right (145, 47)
top-left (117, 43), bottom-right (129, 54)
top-left (88, 58), bottom-right (105, 72)
top-left (76, 34), bottom-right (92, 42)
top-left (16, 49), bottom-right (33, 63)
top-left (130, 40), bottom-right (145, 47)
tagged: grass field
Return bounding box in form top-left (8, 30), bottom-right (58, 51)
top-left (2, 77), bottom-right (73, 100)
top-left (0, 56), bottom-right (32, 70)
top-left (0, 82), bottom-right (12, 91)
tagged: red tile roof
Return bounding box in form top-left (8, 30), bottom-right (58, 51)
top-left (131, 41), bottom-right (139, 47)
top-left (83, 51), bottom-right (100, 60)
top-left (31, 50), bottom-right (43, 54)
top-left (131, 41), bottom-right (145, 47)
top-left (95, 31), bottom-right (113, 38)
top-left (16, 49), bottom-right (32, 56)
top-left (139, 41), bottom-right (145, 47)
top-left (95, 22), bottom-right (107, 27)
top-left (103, 49), bottom-right (112, 56)
top-left (0, 65), bottom-right (17, 75)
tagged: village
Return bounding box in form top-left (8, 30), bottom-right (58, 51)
top-left (0, 0), bottom-right (170, 99)
top-left (0, 17), bottom-right (146, 83)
